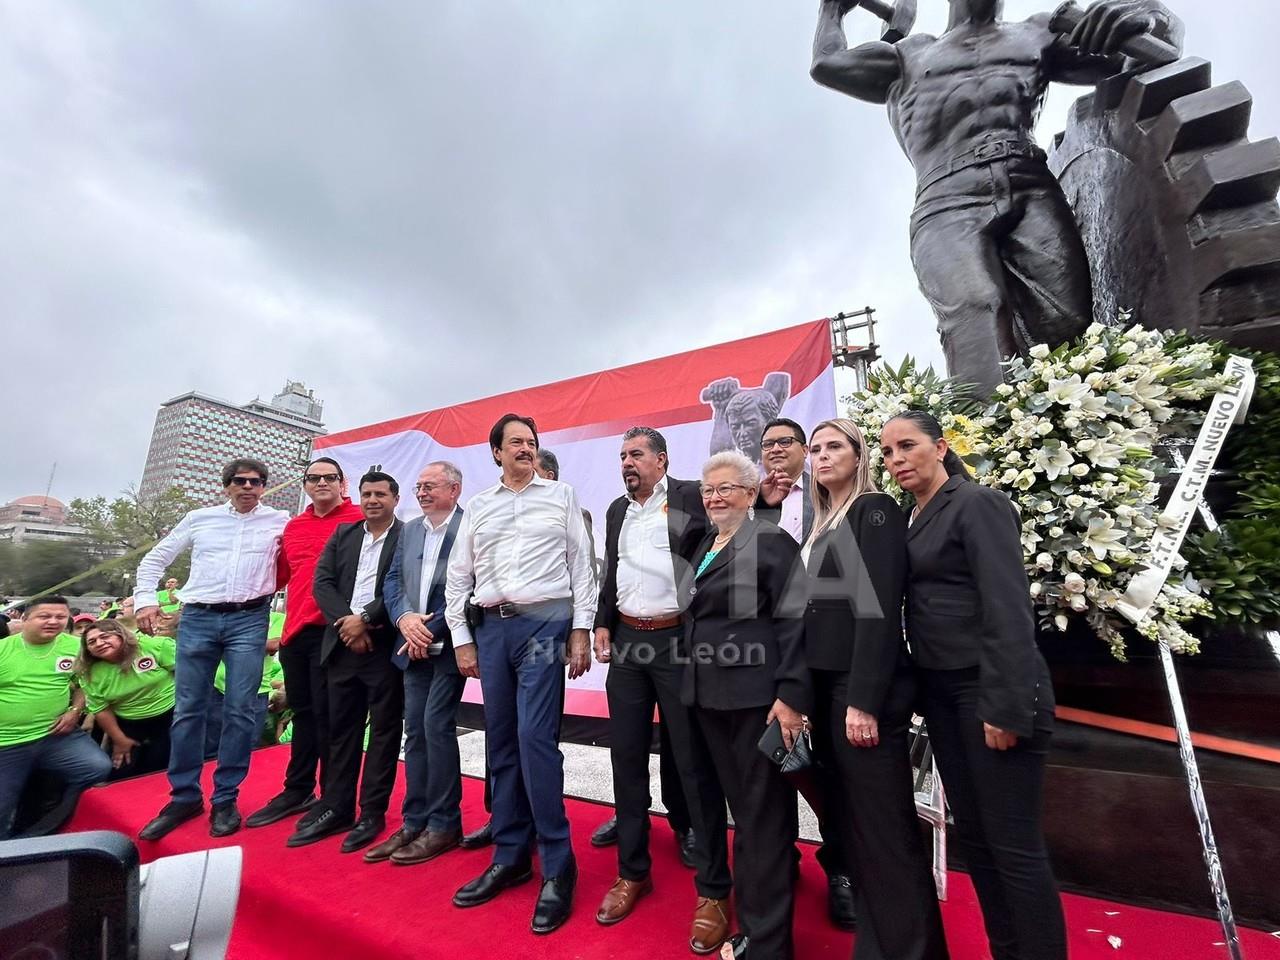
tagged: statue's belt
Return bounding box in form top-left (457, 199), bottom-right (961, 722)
top-left (915, 138), bottom-right (1047, 194)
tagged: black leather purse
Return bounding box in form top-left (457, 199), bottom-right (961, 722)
top-left (756, 718), bottom-right (813, 773)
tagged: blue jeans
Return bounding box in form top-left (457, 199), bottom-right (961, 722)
top-left (474, 606), bottom-right (572, 876)
top-left (401, 659), bottom-right (466, 834)
top-left (0, 732), bottom-right (113, 839)
top-left (169, 605), bottom-right (268, 806)
top-left (204, 690), bottom-right (270, 760)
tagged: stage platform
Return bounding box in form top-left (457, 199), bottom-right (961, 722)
top-left (66, 746), bottom-right (1280, 959)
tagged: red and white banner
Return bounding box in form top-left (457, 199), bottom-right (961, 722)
top-left (315, 319), bottom-right (837, 715)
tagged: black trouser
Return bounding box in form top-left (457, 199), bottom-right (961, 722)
top-left (607, 625), bottom-right (731, 898)
top-left (323, 639), bottom-right (405, 819)
top-left (827, 671), bottom-right (949, 960)
top-left (697, 705), bottom-right (797, 960)
top-left (658, 718), bottom-right (692, 834)
top-left (797, 669), bottom-right (856, 881)
top-left (110, 709), bottom-right (174, 780)
top-left (919, 666), bottom-right (1064, 960)
top-left (279, 625), bottom-right (329, 797)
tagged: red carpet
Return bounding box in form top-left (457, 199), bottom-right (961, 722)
top-left (66, 746), bottom-right (1279, 959)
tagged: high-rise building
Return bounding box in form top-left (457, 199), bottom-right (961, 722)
top-left (0, 496), bottom-right (89, 545)
top-left (139, 381), bottom-right (326, 514)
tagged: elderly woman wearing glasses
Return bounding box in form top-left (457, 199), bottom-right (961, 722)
top-left (682, 450), bottom-right (810, 960)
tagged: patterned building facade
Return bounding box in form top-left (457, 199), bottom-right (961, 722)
top-left (139, 382), bottom-right (326, 514)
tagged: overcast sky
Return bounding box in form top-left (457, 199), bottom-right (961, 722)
top-left (4, 0), bottom-right (1277, 506)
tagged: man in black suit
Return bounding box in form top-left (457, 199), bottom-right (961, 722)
top-left (755, 418), bottom-right (814, 544)
top-left (289, 471), bottom-right (405, 854)
top-left (364, 461), bottom-right (468, 865)
top-left (592, 427), bottom-right (733, 953)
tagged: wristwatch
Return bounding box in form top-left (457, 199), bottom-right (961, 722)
top-left (359, 610), bottom-right (372, 625)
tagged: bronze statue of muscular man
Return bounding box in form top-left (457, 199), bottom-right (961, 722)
top-left (811, 0), bottom-right (1182, 398)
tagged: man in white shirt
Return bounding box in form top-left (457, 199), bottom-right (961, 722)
top-left (134, 458), bottom-right (288, 841)
top-left (293, 471), bottom-right (405, 854)
top-left (447, 414), bottom-right (596, 935)
top-left (756, 418), bottom-right (814, 544)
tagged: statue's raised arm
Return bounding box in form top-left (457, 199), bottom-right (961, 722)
top-left (810, 0), bottom-right (906, 105)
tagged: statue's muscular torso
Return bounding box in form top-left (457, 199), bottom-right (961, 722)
top-left (888, 17), bottom-right (1058, 178)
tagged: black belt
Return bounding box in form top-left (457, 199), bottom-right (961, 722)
top-left (185, 594), bottom-right (272, 613)
top-left (483, 599), bottom-right (571, 620)
top-left (915, 138), bottom-right (1046, 195)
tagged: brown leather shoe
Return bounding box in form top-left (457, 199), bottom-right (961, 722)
top-left (689, 897), bottom-right (731, 955)
top-left (363, 826), bottom-right (423, 863)
top-left (595, 875), bottom-right (654, 925)
top-left (390, 828), bottom-right (462, 866)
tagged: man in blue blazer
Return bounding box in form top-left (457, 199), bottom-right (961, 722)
top-left (364, 460), bottom-right (468, 866)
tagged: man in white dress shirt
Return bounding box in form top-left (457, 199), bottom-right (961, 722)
top-left (756, 418), bottom-right (813, 544)
top-left (134, 458), bottom-right (287, 841)
top-left (447, 414), bottom-right (596, 935)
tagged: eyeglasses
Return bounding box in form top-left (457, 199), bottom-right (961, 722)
top-left (414, 482), bottom-right (452, 493)
top-left (699, 482), bottom-right (749, 499)
top-left (228, 477), bottom-right (265, 488)
top-left (304, 473), bottom-right (341, 485)
top-left (761, 436), bottom-right (799, 451)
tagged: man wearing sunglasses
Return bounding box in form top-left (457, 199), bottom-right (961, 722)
top-left (133, 458), bottom-right (288, 841)
top-left (247, 456), bottom-right (363, 831)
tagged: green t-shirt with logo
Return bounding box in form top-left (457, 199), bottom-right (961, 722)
top-left (214, 654), bottom-right (278, 697)
top-left (81, 636), bottom-right (178, 721)
top-left (0, 633), bottom-right (81, 747)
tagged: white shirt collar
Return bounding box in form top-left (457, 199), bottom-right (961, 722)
top-left (422, 506), bottom-right (458, 533)
top-left (628, 474), bottom-right (667, 504)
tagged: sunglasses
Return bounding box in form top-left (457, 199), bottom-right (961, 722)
top-left (228, 477), bottom-right (265, 488)
top-left (304, 473), bottom-right (341, 485)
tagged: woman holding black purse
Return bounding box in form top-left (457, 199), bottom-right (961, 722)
top-left (880, 411), bottom-right (1064, 960)
top-left (684, 450), bottom-right (810, 960)
top-left (801, 418), bottom-right (948, 960)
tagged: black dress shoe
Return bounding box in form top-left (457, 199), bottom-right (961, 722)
top-left (827, 874), bottom-right (858, 931)
top-left (138, 800), bottom-right (204, 841)
top-left (210, 802), bottom-right (242, 838)
top-left (286, 807), bottom-right (355, 848)
top-left (246, 790), bottom-right (316, 828)
top-left (531, 859), bottom-right (576, 934)
top-left (676, 828), bottom-right (697, 870)
top-left (453, 861), bottom-right (534, 907)
top-left (341, 814), bottom-right (386, 854)
top-left (590, 815), bottom-right (618, 847)
top-left (460, 819), bottom-right (493, 849)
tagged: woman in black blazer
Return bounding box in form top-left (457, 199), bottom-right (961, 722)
top-left (880, 411), bottom-right (1065, 960)
top-left (801, 418), bottom-right (948, 960)
top-left (683, 450), bottom-right (810, 960)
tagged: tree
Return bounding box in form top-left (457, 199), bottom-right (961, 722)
top-left (0, 540), bottom-right (116, 596)
top-left (67, 485), bottom-right (199, 590)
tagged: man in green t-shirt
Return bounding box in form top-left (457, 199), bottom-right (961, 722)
top-left (0, 596), bottom-right (113, 838)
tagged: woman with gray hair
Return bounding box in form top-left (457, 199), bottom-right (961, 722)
top-left (682, 450), bottom-right (811, 960)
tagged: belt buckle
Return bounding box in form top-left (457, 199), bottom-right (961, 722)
top-left (635, 617), bottom-right (656, 631)
top-left (498, 602), bottom-right (518, 619)
top-left (974, 140), bottom-right (1010, 162)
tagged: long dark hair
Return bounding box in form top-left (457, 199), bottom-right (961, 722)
top-left (884, 411), bottom-right (970, 481)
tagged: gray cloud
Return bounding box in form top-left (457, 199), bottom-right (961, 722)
top-left (3, 0), bottom-right (1277, 505)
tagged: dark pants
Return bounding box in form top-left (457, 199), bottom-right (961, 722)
top-left (480, 668), bottom-right (567, 817)
top-left (0, 732), bottom-right (113, 839)
top-left (204, 691), bottom-right (270, 760)
top-left (659, 719), bottom-right (692, 834)
top-left (827, 671), bottom-right (948, 960)
top-left (607, 625), bottom-right (731, 898)
top-left (697, 705), bottom-right (797, 960)
top-left (111, 709), bottom-right (175, 780)
top-left (279, 625), bottom-right (329, 797)
top-left (323, 639), bottom-right (405, 818)
top-left (474, 605), bottom-right (573, 877)
top-left (920, 667), bottom-right (1064, 960)
top-left (909, 159), bottom-right (1092, 398)
top-left (401, 658), bottom-right (466, 834)
top-left (800, 669), bottom-right (856, 881)
top-left (168, 604), bottom-right (268, 805)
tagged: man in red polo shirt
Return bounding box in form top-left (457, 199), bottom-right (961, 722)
top-left (246, 456), bottom-right (364, 829)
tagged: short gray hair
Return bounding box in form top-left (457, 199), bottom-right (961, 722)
top-left (426, 460), bottom-right (463, 486)
top-left (701, 450), bottom-right (758, 493)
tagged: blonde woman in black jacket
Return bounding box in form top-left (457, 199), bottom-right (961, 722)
top-left (801, 418), bottom-right (947, 960)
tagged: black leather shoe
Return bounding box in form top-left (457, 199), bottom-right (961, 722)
top-left (676, 828), bottom-right (697, 869)
top-left (827, 874), bottom-right (858, 931)
top-left (590, 815), bottom-right (618, 847)
top-left (138, 801), bottom-right (204, 841)
top-left (531, 859), bottom-right (576, 934)
top-left (246, 790), bottom-right (315, 828)
top-left (341, 814), bottom-right (386, 854)
top-left (460, 819), bottom-right (493, 849)
top-left (209, 802), bottom-right (242, 838)
top-left (453, 861), bottom-right (534, 908)
top-left (286, 807), bottom-right (355, 848)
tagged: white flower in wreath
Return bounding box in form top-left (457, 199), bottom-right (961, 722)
top-left (1021, 528), bottom-right (1042, 553)
top-left (1069, 462), bottom-right (1091, 478)
top-left (1083, 515), bottom-right (1126, 559)
top-left (1067, 549), bottom-right (1086, 566)
top-left (1063, 572), bottom-right (1087, 594)
top-left (1069, 594), bottom-right (1089, 612)
top-left (1046, 375), bottom-right (1091, 407)
top-left (1065, 494), bottom-right (1085, 510)
top-left (1031, 443), bottom-right (1074, 480)
top-left (1029, 343), bottom-right (1051, 359)
top-left (1014, 469), bottom-right (1037, 491)
top-left (1029, 582), bottom-right (1044, 598)
top-left (1036, 552), bottom-right (1054, 571)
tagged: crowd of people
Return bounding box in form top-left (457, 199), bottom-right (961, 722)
top-left (0, 409), bottom-right (1063, 960)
